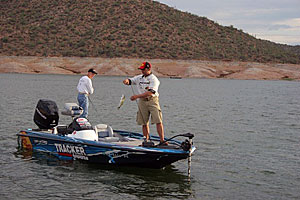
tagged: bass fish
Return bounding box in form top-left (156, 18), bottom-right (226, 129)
top-left (117, 94), bottom-right (125, 109)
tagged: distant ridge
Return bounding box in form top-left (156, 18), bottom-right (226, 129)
top-left (0, 0), bottom-right (299, 64)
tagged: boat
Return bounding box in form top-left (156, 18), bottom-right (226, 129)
top-left (17, 99), bottom-right (196, 169)
top-left (169, 76), bottom-right (182, 79)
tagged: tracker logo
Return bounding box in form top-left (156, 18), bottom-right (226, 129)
top-left (54, 143), bottom-right (88, 160)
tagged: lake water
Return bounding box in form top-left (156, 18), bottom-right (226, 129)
top-left (0, 73), bottom-right (299, 199)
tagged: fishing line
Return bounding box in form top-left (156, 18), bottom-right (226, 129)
top-left (127, 77), bottom-right (147, 130)
top-left (88, 96), bottom-right (100, 116)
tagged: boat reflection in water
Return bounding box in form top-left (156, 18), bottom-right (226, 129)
top-left (15, 147), bottom-right (193, 198)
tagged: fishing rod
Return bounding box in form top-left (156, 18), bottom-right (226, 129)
top-left (88, 96), bottom-right (100, 116)
top-left (124, 77), bottom-right (149, 142)
top-left (128, 80), bottom-right (147, 127)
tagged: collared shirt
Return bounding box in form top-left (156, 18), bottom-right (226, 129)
top-left (130, 73), bottom-right (160, 97)
top-left (77, 75), bottom-right (94, 94)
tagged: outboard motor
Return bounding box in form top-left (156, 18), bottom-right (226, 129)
top-left (34, 99), bottom-right (59, 129)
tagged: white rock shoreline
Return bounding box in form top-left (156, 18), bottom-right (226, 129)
top-left (1, 56), bottom-right (300, 81)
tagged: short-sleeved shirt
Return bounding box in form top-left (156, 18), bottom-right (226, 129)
top-left (130, 73), bottom-right (160, 97)
top-left (77, 76), bottom-right (94, 94)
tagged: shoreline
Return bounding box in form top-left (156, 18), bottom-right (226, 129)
top-left (0, 56), bottom-right (300, 81)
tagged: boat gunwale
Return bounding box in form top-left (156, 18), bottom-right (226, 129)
top-left (17, 130), bottom-right (194, 156)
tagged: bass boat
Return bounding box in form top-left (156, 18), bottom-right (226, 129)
top-left (17, 99), bottom-right (196, 169)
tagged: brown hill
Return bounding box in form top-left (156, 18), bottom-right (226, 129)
top-left (0, 0), bottom-right (300, 63)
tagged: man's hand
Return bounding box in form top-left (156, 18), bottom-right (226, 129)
top-left (123, 79), bottom-right (130, 85)
top-left (130, 95), bottom-right (138, 101)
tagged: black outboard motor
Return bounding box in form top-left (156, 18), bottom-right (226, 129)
top-left (34, 99), bottom-right (59, 129)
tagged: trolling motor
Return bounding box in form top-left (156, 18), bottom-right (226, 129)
top-left (155, 132), bottom-right (194, 150)
top-left (181, 139), bottom-right (192, 151)
top-left (180, 133), bottom-right (194, 151)
top-left (160, 132), bottom-right (194, 179)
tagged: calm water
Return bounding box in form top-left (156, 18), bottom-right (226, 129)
top-left (0, 73), bottom-right (299, 199)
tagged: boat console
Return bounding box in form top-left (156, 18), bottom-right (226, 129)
top-left (60, 103), bottom-right (119, 142)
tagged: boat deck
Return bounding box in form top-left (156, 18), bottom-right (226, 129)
top-left (25, 129), bottom-right (182, 149)
top-left (112, 139), bottom-right (182, 149)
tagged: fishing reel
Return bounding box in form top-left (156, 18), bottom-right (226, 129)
top-left (181, 139), bottom-right (192, 151)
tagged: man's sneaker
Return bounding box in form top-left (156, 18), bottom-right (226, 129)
top-left (142, 140), bottom-right (155, 147)
top-left (158, 141), bottom-right (169, 146)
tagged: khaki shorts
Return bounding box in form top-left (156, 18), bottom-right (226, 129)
top-left (137, 96), bottom-right (163, 125)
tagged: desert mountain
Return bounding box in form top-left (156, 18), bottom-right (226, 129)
top-left (0, 0), bottom-right (300, 64)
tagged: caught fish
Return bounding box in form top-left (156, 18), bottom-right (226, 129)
top-left (117, 94), bottom-right (125, 109)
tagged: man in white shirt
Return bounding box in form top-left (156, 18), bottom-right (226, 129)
top-left (77, 68), bottom-right (97, 118)
top-left (123, 62), bottom-right (166, 145)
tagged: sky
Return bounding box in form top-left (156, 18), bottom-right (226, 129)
top-left (156, 0), bottom-right (300, 46)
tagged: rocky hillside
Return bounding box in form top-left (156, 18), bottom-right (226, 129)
top-left (1, 56), bottom-right (300, 81)
top-left (0, 0), bottom-right (300, 63)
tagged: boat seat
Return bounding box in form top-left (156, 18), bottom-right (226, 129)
top-left (95, 124), bottom-right (120, 142)
top-left (95, 124), bottom-right (114, 138)
top-left (61, 103), bottom-right (83, 117)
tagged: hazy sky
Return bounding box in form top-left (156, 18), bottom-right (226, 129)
top-left (156, 0), bottom-right (300, 45)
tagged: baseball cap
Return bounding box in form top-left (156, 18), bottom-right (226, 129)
top-left (88, 68), bottom-right (97, 74)
top-left (138, 62), bottom-right (151, 70)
